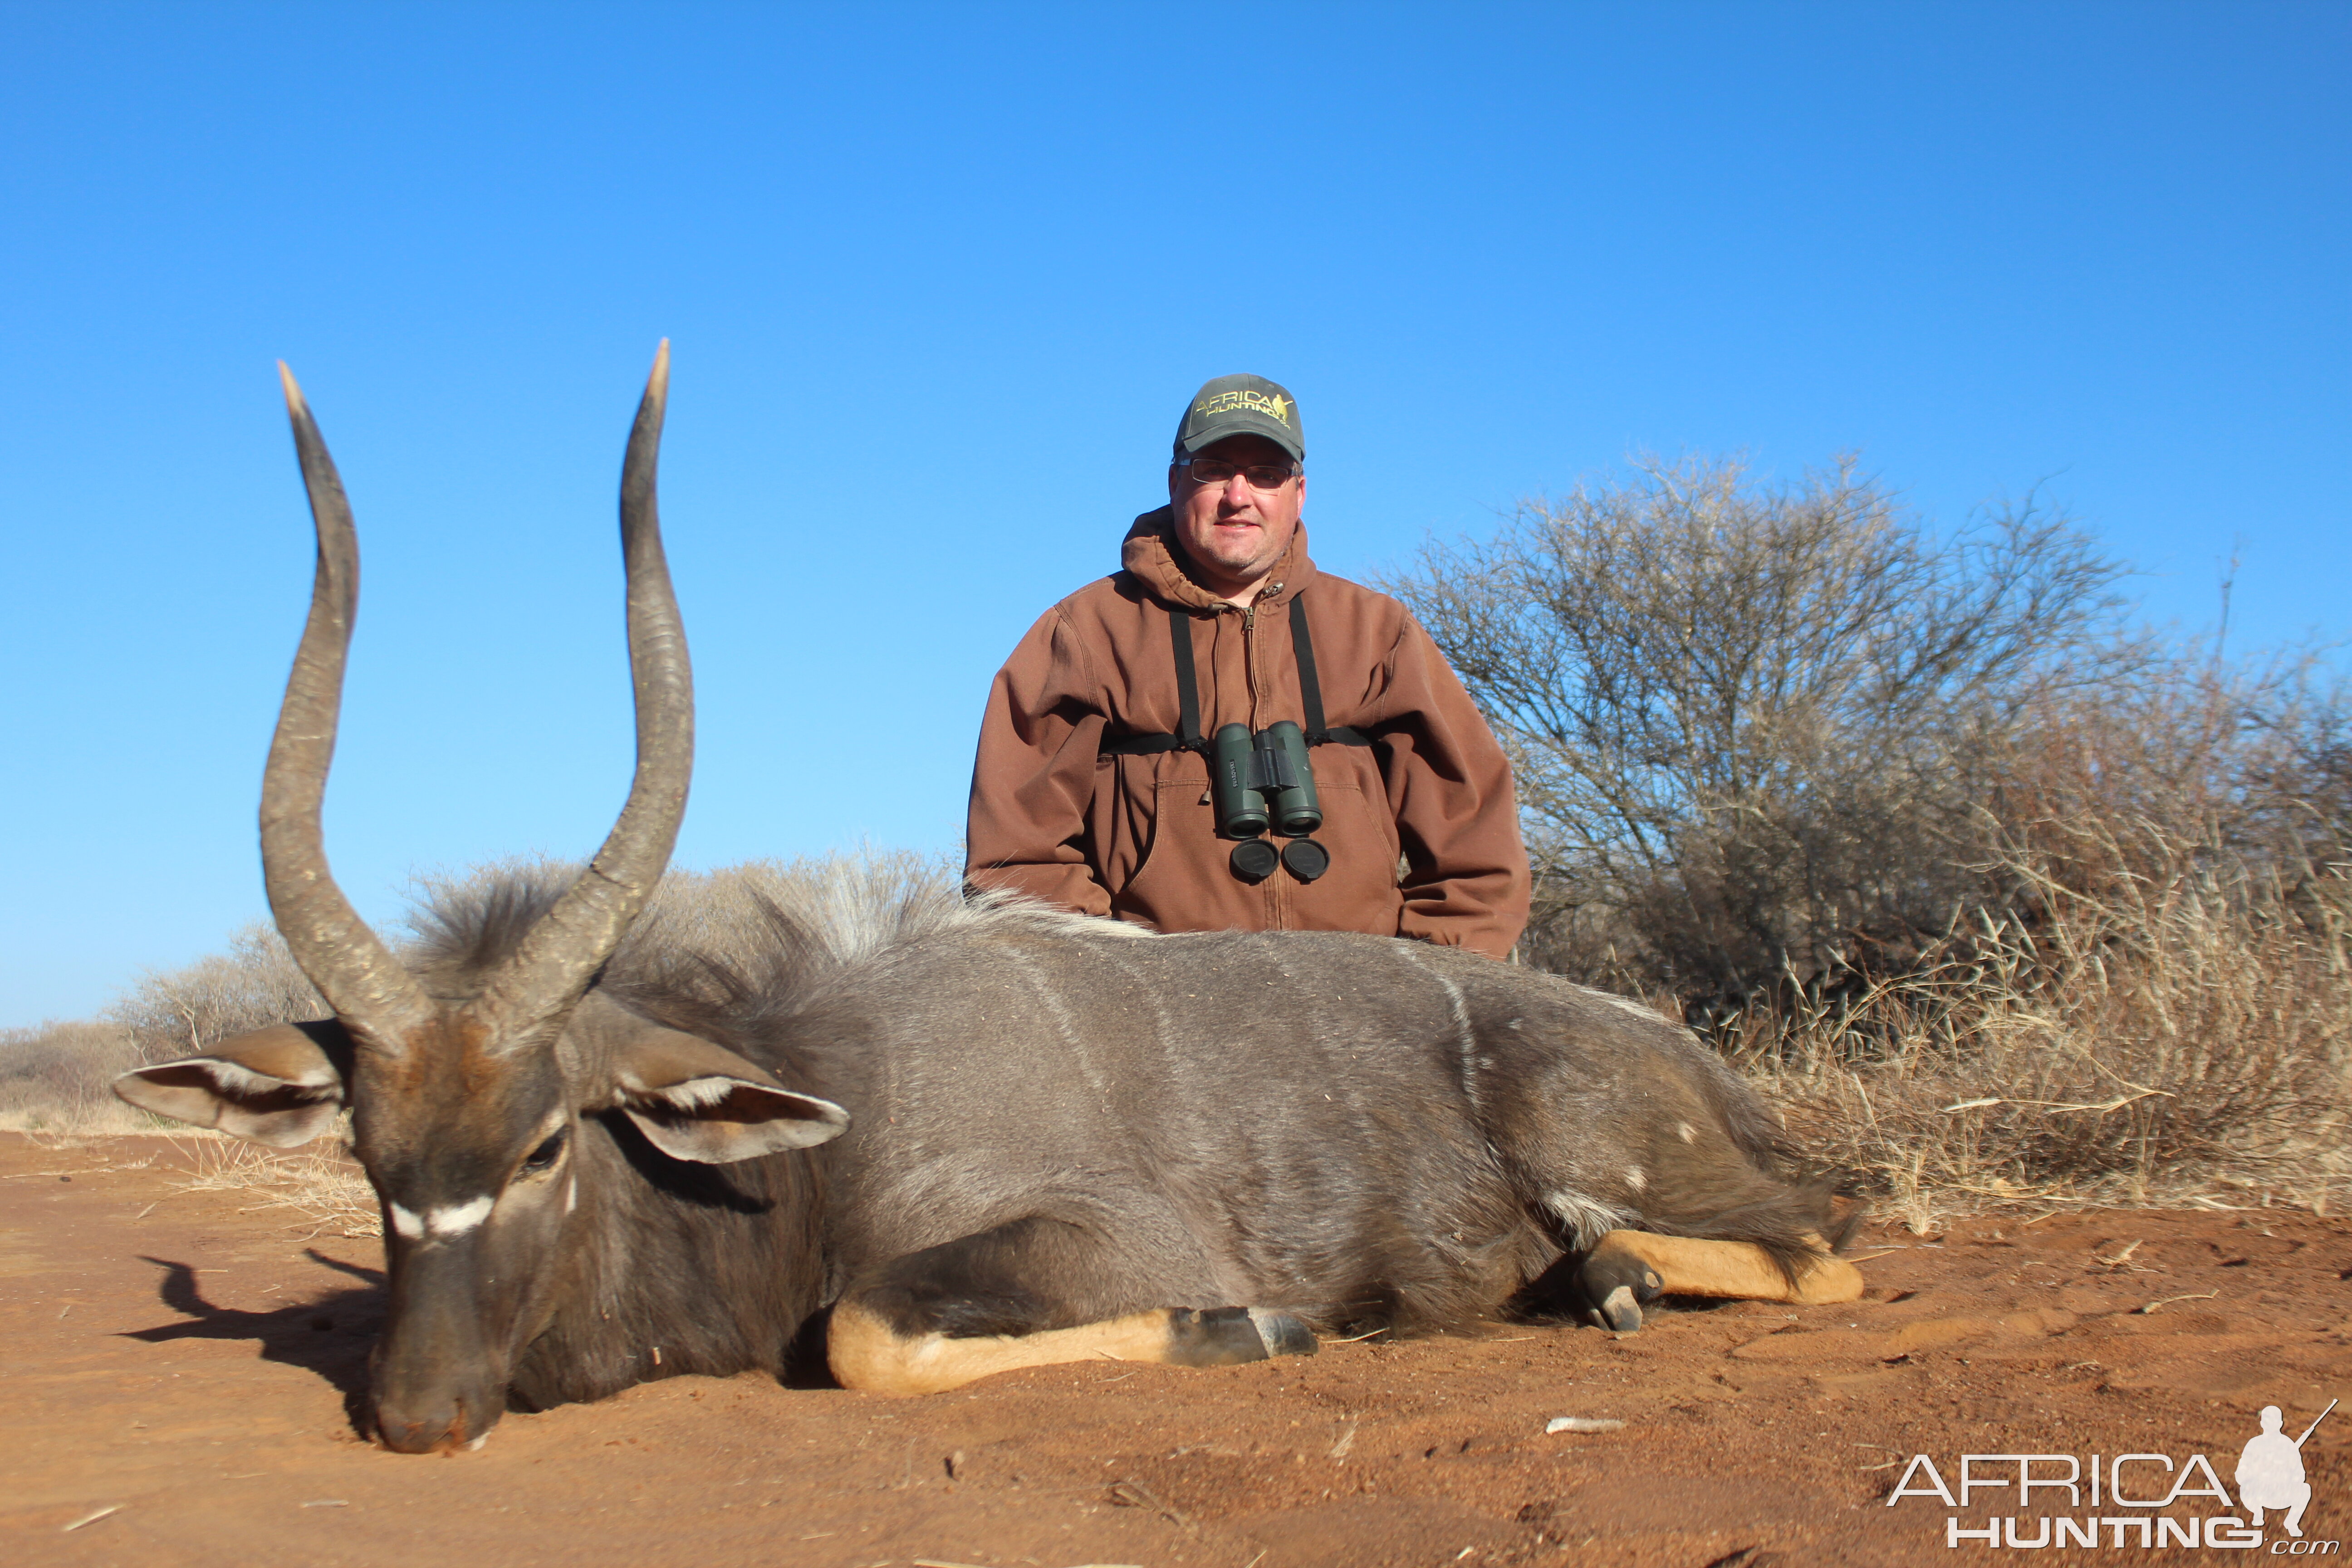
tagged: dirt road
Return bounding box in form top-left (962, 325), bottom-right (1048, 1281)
top-left (0, 1133), bottom-right (2342, 1566)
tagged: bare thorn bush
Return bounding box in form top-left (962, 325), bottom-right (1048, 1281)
top-left (1385, 453), bottom-right (2349, 1215)
top-left (5, 922), bottom-right (324, 1133)
top-left (1383, 453), bottom-right (2133, 1003)
top-left (0, 1019), bottom-right (146, 1132)
top-left (108, 922), bottom-right (323, 1064)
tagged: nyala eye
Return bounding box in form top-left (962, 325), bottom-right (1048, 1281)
top-left (520, 1129), bottom-right (567, 1175)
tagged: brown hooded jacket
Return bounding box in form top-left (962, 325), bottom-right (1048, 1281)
top-left (965, 510), bottom-right (1530, 957)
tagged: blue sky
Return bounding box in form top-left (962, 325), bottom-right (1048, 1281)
top-left (4, 2), bottom-right (2345, 1026)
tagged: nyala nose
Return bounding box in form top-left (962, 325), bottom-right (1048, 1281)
top-left (373, 1392), bottom-right (491, 1455)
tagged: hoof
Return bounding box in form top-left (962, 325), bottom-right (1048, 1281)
top-left (1246, 1307), bottom-right (1320, 1359)
top-left (1165, 1306), bottom-right (1319, 1367)
top-left (1576, 1250), bottom-right (1663, 1333)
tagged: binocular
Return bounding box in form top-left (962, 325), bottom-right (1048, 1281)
top-left (1211, 721), bottom-right (1331, 884)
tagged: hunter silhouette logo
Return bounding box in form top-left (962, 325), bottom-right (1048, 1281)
top-left (2242, 1400), bottom-right (2333, 1539)
top-left (1885, 1397), bottom-right (2337, 1550)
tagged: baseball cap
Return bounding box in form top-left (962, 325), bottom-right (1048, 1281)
top-left (1174, 373), bottom-right (1304, 463)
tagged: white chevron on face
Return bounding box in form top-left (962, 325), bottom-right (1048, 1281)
top-left (428, 1196), bottom-right (495, 1235)
top-left (386, 1196), bottom-right (495, 1241)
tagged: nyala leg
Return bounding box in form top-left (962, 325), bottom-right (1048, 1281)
top-left (827, 1216), bottom-right (1318, 1396)
top-left (1575, 1230), bottom-right (1865, 1331)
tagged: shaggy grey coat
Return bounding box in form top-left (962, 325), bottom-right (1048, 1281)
top-left (413, 870), bottom-right (1832, 1408)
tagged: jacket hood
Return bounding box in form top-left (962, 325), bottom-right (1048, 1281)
top-left (1121, 507), bottom-right (1317, 612)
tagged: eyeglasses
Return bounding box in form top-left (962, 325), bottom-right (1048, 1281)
top-left (1179, 457), bottom-right (1301, 490)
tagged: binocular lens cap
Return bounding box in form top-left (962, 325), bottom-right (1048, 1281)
top-left (1229, 839), bottom-right (1282, 882)
top-left (1281, 838), bottom-right (1330, 882)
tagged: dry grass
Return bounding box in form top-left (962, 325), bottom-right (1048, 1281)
top-left (1733, 821), bottom-right (2350, 1230)
top-left (0, 1124), bottom-right (378, 1240)
top-left (1751, 657), bottom-right (2352, 1227)
top-left (158, 1126), bottom-right (381, 1239)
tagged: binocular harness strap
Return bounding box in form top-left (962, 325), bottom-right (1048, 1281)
top-left (1289, 595), bottom-right (1336, 745)
top-left (1098, 593), bottom-right (1374, 757)
top-left (1171, 606), bottom-right (1203, 749)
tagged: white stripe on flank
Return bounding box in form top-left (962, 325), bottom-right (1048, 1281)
top-left (1005, 948), bottom-right (1112, 1108)
top-left (1449, 984), bottom-right (1479, 1107)
top-left (1404, 950), bottom-right (1480, 1111)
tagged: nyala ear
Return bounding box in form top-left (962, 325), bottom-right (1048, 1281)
top-left (112, 1021), bottom-right (352, 1148)
top-left (611, 1026), bottom-right (848, 1164)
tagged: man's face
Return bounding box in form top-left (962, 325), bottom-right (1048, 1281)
top-left (1167, 433), bottom-right (1306, 601)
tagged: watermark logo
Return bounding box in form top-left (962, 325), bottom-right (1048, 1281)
top-left (1884, 1398), bottom-right (2337, 1552)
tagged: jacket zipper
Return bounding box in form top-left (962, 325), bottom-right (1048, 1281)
top-left (1241, 603), bottom-right (1258, 728)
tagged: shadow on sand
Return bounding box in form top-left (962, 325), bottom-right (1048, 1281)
top-left (125, 1250), bottom-right (385, 1430)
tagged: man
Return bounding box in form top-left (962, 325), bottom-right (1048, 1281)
top-left (965, 373), bottom-right (1530, 956)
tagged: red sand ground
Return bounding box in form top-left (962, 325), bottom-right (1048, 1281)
top-left (0, 1132), bottom-right (2343, 1567)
